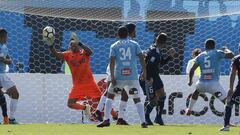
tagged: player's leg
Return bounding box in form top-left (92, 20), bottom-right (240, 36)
top-left (67, 87), bottom-right (92, 119)
top-left (67, 98), bottom-right (91, 118)
top-left (116, 89), bottom-right (129, 125)
top-left (185, 90), bottom-right (199, 116)
top-left (0, 89), bottom-right (8, 124)
top-left (153, 76), bottom-right (166, 125)
top-left (97, 83), bottom-right (117, 127)
top-left (220, 87), bottom-right (240, 131)
top-left (186, 81), bottom-right (203, 116)
top-left (95, 90), bottom-right (108, 122)
top-left (131, 80), bottom-right (147, 128)
top-left (132, 97), bottom-right (147, 128)
top-left (5, 83), bottom-right (19, 124)
top-left (154, 89), bottom-right (166, 125)
top-left (139, 77), bottom-right (155, 125)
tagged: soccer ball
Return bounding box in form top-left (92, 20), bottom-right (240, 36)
top-left (43, 26), bottom-right (55, 39)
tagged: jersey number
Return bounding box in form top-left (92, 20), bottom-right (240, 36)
top-left (119, 48), bottom-right (132, 60)
top-left (204, 56), bottom-right (211, 68)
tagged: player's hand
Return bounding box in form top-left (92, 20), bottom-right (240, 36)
top-left (221, 46), bottom-right (228, 51)
top-left (140, 71), bottom-right (146, 81)
top-left (0, 57), bottom-right (5, 62)
top-left (71, 32), bottom-right (79, 43)
top-left (111, 77), bottom-right (117, 86)
top-left (167, 48), bottom-right (176, 57)
top-left (44, 37), bottom-right (55, 46)
top-left (188, 80), bottom-right (193, 86)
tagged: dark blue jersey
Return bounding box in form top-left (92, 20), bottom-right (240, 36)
top-left (232, 55), bottom-right (240, 86)
top-left (145, 45), bottom-right (171, 80)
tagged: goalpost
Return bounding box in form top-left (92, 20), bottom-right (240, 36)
top-left (0, 0), bottom-right (240, 124)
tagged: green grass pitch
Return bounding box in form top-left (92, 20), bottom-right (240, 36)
top-left (0, 124), bottom-right (239, 135)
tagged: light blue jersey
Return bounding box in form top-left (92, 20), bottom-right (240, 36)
top-left (195, 49), bottom-right (225, 82)
top-left (110, 39), bottom-right (142, 80)
top-left (0, 44), bottom-right (8, 73)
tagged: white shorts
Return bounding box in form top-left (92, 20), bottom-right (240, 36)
top-left (108, 80), bottom-right (141, 98)
top-left (195, 80), bottom-right (227, 101)
top-left (106, 75), bottom-right (111, 82)
top-left (0, 74), bottom-right (15, 91)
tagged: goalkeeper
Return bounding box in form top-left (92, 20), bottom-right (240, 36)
top-left (45, 32), bottom-right (101, 119)
top-left (139, 33), bottom-right (175, 125)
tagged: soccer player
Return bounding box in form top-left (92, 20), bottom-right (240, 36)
top-left (0, 28), bottom-right (20, 124)
top-left (186, 39), bottom-right (234, 116)
top-left (94, 65), bottom-right (124, 123)
top-left (47, 32), bottom-right (102, 118)
top-left (97, 26), bottom-right (147, 128)
top-left (95, 23), bottom-right (137, 124)
top-left (220, 44), bottom-right (240, 131)
top-left (139, 33), bottom-right (176, 125)
top-left (186, 48), bottom-right (201, 76)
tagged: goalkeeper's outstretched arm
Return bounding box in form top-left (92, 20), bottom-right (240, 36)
top-left (45, 36), bottom-right (64, 59)
top-left (49, 46), bottom-right (64, 60)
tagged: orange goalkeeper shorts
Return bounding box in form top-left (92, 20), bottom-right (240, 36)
top-left (68, 81), bottom-right (101, 100)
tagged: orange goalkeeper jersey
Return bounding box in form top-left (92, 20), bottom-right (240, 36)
top-left (63, 49), bottom-right (96, 87)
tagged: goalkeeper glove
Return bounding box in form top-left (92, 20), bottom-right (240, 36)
top-left (70, 32), bottom-right (79, 43)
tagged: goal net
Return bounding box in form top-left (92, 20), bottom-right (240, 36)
top-left (0, 0), bottom-right (240, 124)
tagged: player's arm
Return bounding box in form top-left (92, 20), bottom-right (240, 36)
top-left (186, 60), bottom-right (193, 74)
top-left (188, 63), bottom-right (199, 86)
top-left (139, 53), bottom-right (146, 81)
top-left (0, 55), bottom-right (12, 65)
top-left (223, 48), bottom-right (234, 59)
top-left (79, 42), bottom-right (93, 56)
top-left (160, 48), bottom-right (176, 65)
top-left (49, 46), bottom-right (64, 60)
top-left (109, 56), bottom-right (116, 86)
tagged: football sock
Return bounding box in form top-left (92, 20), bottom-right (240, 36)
top-left (0, 93), bottom-right (7, 117)
top-left (97, 95), bottom-right (107, 111)
top-left (135, 102), bottom-right (145, 123)
top-left (156, 96), bottom-right (166, 117)
top-left (188, 98), bottom-right (197, 110)
top-left (145, 101), bottom-right (154, 115)
top-left (9, 99), bottom-right (18, 119)
top-left (224, 105), bottom-right (232, 127)
top-left (105, 98), bottom-right (113, 120)
top-left (118, 101), bottom-right (127, 119)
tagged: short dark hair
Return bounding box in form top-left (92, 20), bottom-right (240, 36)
top-left (0, 28), bottom-right (7, 36)
top-left (205, 38), bottom-right (215, 49)
top-left (118, 26), bottom-right (128, 39)
top-left (192, 48), bottom-right (201, 56)
top-left (125, 23), bottom-right (136, 34)
top-left (156, 33), bottom-right (167, 44)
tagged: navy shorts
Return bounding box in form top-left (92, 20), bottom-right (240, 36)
top-left (230, 85), bottom-right (240, 104)
top-left (152, 75), bottom-right (164, 91)
top-left (139, 75), bottom-right (164, 97)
